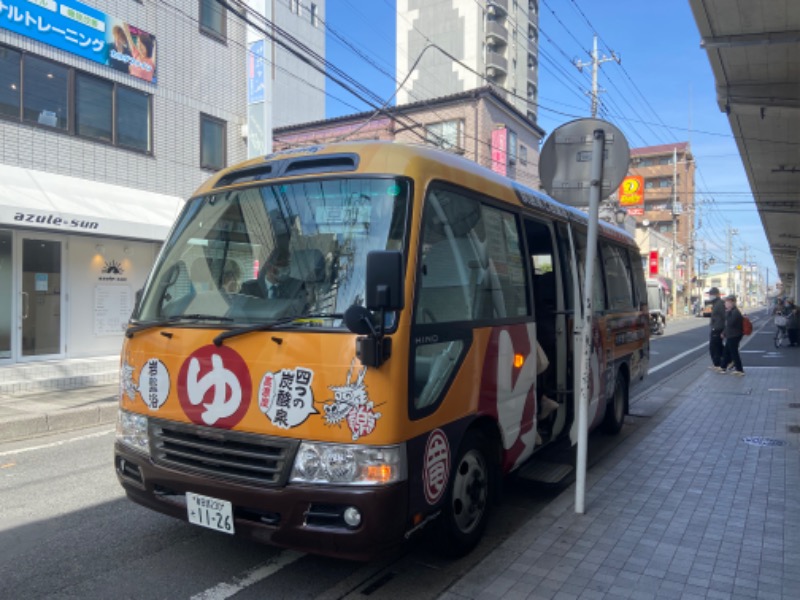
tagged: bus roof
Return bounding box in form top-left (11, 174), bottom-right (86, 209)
top-left (195, 141), bottom-right (635, 245)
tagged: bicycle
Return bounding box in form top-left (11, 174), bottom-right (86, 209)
top-left (774, 315), bottom-right (788, 348)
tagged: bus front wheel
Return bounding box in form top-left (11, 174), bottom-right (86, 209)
top-left (435, 430), bottom-right (494, 557)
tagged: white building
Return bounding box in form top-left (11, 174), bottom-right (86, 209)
top-left (0, 0), bottom-right (248, 369)
top-left (396, 0), bottom-right (539, 123)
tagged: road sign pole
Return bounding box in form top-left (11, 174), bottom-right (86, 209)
top-left (575, 128), bottom-right (605, 515)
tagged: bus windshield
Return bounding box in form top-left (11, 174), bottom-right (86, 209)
top-left (136, 177), bottom-right (409, 326)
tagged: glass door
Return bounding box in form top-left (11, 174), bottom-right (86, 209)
top-left (20, 237), bottom-right (64, 359)
top-left (0, 230), bottom-right (12, 361)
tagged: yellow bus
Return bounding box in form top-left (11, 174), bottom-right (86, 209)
top-left (115, 141), bottom-right (649, 560)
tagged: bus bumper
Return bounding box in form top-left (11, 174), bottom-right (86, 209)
top-left (114, 441), bottom-right (409, 561)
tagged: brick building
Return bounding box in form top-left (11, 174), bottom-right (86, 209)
top-left (273, 86), bottom-right (546, 189)
top-left (628, 143), bottom-right (697, 311)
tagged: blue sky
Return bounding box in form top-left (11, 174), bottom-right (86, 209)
top-left (323, 1), bottom-right (774, 283)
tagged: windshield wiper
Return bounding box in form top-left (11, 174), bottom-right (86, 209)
top-left (213, 313), bottom-right (344, 346)
top-left (126, 314), bottom-right (234, 338)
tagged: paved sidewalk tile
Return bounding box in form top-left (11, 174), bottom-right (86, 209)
top-left (440, 364), bottom-right (800, 599)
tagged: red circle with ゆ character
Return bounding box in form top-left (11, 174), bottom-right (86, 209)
top-left (178, 345), bottom-right (252, 429)
top-left (423, 429), bottom-right (451, 505)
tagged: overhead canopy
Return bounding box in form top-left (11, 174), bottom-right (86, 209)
top-left (0, 164), bottom-right (185, 241)
top-left (689, 0), bottom-right (800, 293)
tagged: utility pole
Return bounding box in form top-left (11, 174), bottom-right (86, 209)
top-left (574, 36), bottom-right (619, 118)
top-left (671, 147), bottom-right (678, 316)
top-left (727, 226), bottom-right (738, 297)
top-left (742, 246), bottom-right (748, 309)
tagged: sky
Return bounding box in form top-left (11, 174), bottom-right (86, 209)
top-left (322, 0), bottom-right (775, 284)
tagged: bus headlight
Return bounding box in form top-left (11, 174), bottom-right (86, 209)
top-left (290, 442), bottom-right (406, 486)
top-left (116, 409), bottom-right (150, 455)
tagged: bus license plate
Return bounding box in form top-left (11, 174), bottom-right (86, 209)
top-left (186, 492), bottom-right (235, 535)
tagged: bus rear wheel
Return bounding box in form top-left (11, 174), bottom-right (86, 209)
top-left (602, 371), bottom-right (627, 434)
top-left (435, 430), bottom-right (493, 557)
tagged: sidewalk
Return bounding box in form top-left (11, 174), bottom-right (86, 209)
top-left (440, 359), bottom-right (800, 599)
top-left (0, 383), bottom-right (119, 443)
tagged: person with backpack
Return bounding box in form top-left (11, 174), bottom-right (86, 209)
top-left (717, 294), bottom-right (745, 376)
top-left (707, 287), bottom-right (726, 369)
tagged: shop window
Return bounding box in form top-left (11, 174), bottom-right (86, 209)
top-left (22, 55), bottom-right (68, 131)
top-left (200, 0), bottom-right (227, 41)
top-left (201, 113), bottom-right (226, 171)
top-left (117, 86), bottom-right (151, 152)
top-left (76, 74), bottom-right (113, 142)
top-left (0, 46), bottom-right (21, 120)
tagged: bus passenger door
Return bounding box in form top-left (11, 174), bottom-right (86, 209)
top-left (523, 219), bottom-right (568, 441)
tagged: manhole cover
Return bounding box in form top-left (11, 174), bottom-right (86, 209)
top-left (742, 436), bottom-right (785, 447)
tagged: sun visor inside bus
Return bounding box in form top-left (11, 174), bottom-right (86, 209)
top-left (213, 153), bottom-right (360, 188)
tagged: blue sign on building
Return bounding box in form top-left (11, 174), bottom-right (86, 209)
top-left (248, 39), bottom-right (266, 104)
top-left (0, 0), bottom-right (157, 84)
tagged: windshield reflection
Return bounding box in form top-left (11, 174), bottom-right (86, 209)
top-left (136, 177), bottom-right (409, 327)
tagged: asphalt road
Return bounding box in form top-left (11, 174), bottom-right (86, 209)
top-left (1, 306), bottom-right (793, 599)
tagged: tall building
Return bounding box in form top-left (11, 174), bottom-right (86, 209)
top-left (270, 0), bottom-right (326, 129)
top-left (0, 0), bottom-right (248, 368)
top-left (628, 143), bottom-right (697, 312)
top-left (396, 0), bottom-right (539, 123)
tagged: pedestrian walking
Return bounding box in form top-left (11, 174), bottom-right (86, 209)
top-left (707, 287), bottom-right (726, 369)
top-left (785, 299), bottom-right (799, 346)
top-left (717, 294), bottom-right (745, 376)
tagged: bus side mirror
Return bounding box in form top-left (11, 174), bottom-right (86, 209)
top-left (366, 250), bottom-right (404, 311)
top-left (345, 250), bottom-right (404, 368)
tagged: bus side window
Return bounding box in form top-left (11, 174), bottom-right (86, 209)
top-left (601, 242), bottom-right (635, 310)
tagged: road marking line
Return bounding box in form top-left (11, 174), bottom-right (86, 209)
top-left (0, 429), bottom-right (114, 457)
top-left (648, 341), bottom-right (706, 373)
top-left (191, 551), bottom-right (304, 600)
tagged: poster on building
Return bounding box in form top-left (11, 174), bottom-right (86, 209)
top-left (0, 0), bottom-right (157, 84)
top-left (618, 176), bottom-right (644, 207)
top-left (94, 285), bottom-right (132, 336)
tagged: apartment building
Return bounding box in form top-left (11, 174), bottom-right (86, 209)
top-left (0, 0), bottom-right (248, 365)
top-left (396, 0), bottom-right (539, 123)
top-left (628, 142), bottom-right (697, 311)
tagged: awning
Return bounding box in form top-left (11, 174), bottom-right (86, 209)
top-left (0, 164), bottom-right (185, 241)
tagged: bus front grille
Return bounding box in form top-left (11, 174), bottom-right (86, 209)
top-left (150, 419), bottom-right (298, 487)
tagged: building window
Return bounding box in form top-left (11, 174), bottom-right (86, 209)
top-left (117, 86), bottom-right (151, 152)
top-left (425, 119), bottom-right (464, 152)
top-left (76, 74), bottom-right (113, 142)
top-left (508, 129), bottom-right (518, 164)
top-left (23, 55), bottom-right (68, 130)
top-left (200, 0), bottom-right (226, 41)
top-left (520, 145), bottom-right (528, 165)
top-left (290, 0), bottom-right (300, 14)
top-left (201, 113), bottom-right (226, 171)
top-left (310, 3), bottom-right (319, 26)
top-left (0, 45), bottom-right (152, 153)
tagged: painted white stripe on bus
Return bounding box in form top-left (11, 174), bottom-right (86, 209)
top-left (191, 551), bottom-right (304, 600)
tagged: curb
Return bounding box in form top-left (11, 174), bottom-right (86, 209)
top-left (0, 401), bottom-right (118, 444)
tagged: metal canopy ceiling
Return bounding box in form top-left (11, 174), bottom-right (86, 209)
top-left (689, 0), bottom-right (800, 294)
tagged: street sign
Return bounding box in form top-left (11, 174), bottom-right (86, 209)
top-left (538, 118), bottom-right (630, 207)
top-left (618, 175), bottom-right (644, 206)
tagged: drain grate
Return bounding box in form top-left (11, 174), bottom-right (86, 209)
top-left (788, 425), bottom-right (800, 434)
top-left (742, 436), bottom-right (785, 447)
top-left (789, 403), bottom-right (800, 408)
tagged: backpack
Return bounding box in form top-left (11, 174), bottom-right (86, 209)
top-left (742, 314), bottom-right (753, 336)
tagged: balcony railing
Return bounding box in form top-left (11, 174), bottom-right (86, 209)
top-left (486, 19), bottom-right (508, 45)
top-left (487, 0), bottom-right (508, 16)
top-left (486, 49), bottom-right (508, 78)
